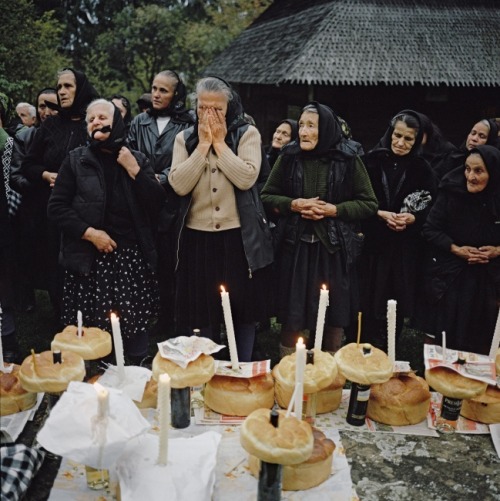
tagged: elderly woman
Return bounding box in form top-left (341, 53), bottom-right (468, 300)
top-left (266, 119), bottom-right (298, 167)
top-left (360, 110), bottom-right (437, 349)
top-left (168, 77), bottom-right (273, 361)
top-left (420, 145), bottom-right (500, 355)
top-left (47, 99), bottom-right (165, 363)
top-left (261, 102), bottom-right (378, 356)
top-left (434, 118), bottom-right (499, 180)
top-left (22, 68), bottom-right (99, 318)
top-left (128, 70), bottom-right (195, 335)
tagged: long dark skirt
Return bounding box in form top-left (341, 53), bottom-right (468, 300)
top-left (175, 228), bottom-right (271, 330)
top-left (61, 245), bottom-right (160, 358)
top-left (276, 240), bottom-right (357, 331)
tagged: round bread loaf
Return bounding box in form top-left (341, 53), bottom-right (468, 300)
top-left (366, 373), bottom-right (431, 426)
top-left (19, 350), bottom-right (85, 393)
top-left (51, 325), bottom-right (112, 360)
top-left (334, 343), bottom-right (393, 385)
top-left (152, 352), bottom-right (214, 389)
top-left (0, 364), bottom-right (37, 416)
top-left (247, 427), bottom-right (334, 490)
top-left (273, 364), bottom-right (345, 414)
top-left (460, 384), bottom-right (500, 424)
top-left (204, 373), bottom-right (274, 417)
top-left (425, 367), bottom-right (488, 400)
top-left (240, 408), bottom-right (314, 465)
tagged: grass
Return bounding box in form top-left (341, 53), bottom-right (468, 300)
top-left (13, 290), bottom-right (426, 377)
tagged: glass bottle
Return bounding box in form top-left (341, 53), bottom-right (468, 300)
top-left (257, 410), bottom-right (282, 500)
top-left (303, 350), bottom-right (317, 424)
top-left (436, 395), bottom-right (462, 434)
top-left (171, 386), bottom-right (191, 429)
top-left (346, 344), bottom-right (372, 426)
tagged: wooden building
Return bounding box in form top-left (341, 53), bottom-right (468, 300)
top-left (203, 0), bottom-right (500, 149)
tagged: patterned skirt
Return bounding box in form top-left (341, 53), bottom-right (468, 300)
top-left (61, 245), bottom-right (160, 357)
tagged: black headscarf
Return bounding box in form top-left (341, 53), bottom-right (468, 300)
top-left (267, 118), bottom-right (299, 165)
top-left (35, 87), bottom-right (57, 124)
top-left (110, 94), bottom-right (132, 129)
top-left (372, 109), bottom-right (425, 156)
top-left (282, 101), bottom-right (342, 158)
top-left (48, 68), bottom-right (99, 120)
top-left (147, 70), bottom-right (191, 121)
top-left (185, 77), bottom-right (248, 155)
top-left (89, 103), bottom-right (126, 155)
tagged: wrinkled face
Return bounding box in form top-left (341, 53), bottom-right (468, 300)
top-left (151, 75), bottom-right (176, 110)
top-left (391, 121), bottom-right (417, 156)
top-left (196, 91), bottom-right (228, 119)
top-left (465, 153), bottom-right (489, 193)
top-left (466, 122), bottom-right (489, 150)
top-left (299, 111), bottom-right (319, 151)
top-left (38, 93), bottom-right (58, 122)
top-left (272, 122), bottom-right (293, 149)
top-left (87, 103), bottom-right (113, 141)
top-left (112, 98), bottom-right (127, 119)
top-left (57, 72), bottom-right (77, 109)
top-left (17, 107), bottom-right (35, 126)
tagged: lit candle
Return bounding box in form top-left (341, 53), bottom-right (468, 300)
top-left (77, 310), bottom-right (83, 338)
top-left (442, 331), bottom-right (447, 362)
top-left (314, 285), bottom-right (329, 352)
top-left (94, 382), bottom-right (109, 419)
top-left (110, 313), bottom-right (126, 381)
top-left (220, 286), bottom-right (239, 370)
top-left (489, 309), bottom-right (500, 359)
top-left (294, 337), bottom-right (306, 419)
top-left (157, 373), bottom-right (171, 466)
top-left (387, 300), bottom-right (397, 364)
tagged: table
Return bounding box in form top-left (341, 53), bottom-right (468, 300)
top-left (12, 395), bottom-right (500, 501)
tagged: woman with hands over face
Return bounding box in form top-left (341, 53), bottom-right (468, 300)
top-left (168, 77), bottom-right (273, 362)
top-left (261, 102), bottom-right (377, 356)
top-left (48, 99), bottom-right (165, 363)
top-left (419, 146), bottom-right (500, 355)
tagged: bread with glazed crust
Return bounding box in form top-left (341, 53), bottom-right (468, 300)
top-left (425, 367), bottom-right (487, 400)
top-left (0, 364), bottom-right (37, 416)
top-left (240, 408), bottom-right (314, 465)
top-left (51, 325), bottom-right (112, 360)
top-left (247, 427), bottom-right (334, 490)
top-left (204, 373), bottom-right (274, 417)
top-left (334, 343), bottom-right (393, 385)
top-left (460, 384), bottom-right (500, 424)
top-left (367, 372), bottom-right (431, 426)
top-left (19, 350), bottom-right (85, 393)
top-left (152, 352), bottom-right (214, 389)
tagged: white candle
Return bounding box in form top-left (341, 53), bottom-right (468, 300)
top-left (94, 382), bottom-right (109, 419)
top-left (442, 331), bottom-right (447, 362)
top-left (110, 313), bottom-right (126, 381)
top-left (387, 300), bottom-right (397, 364)
top-left (220, 286), bottom-right (239, 370)
top-left (314, 285), bottom-right (329, 352)
top-left (157, 373), bottom-right (171, 465)
top-left (294, 337), bottom-right (306, 419)
top-left (489, 309), bottom-right (500, 359)
top-left (77, 310), bottom-right (83, 338)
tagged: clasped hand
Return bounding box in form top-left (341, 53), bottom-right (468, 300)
top-left (378, 210), bottom-right (415, 231)
top-left (291, 197), bottom-right (337, 220)
top-left (451, 244), bottom-right (500, 264)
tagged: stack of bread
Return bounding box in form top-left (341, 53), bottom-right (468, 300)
top-left (272, 349), bottom-right (344, 414)
top-left (0, 364), bottom-right (37, 416)
top-left (51, 325), bottom-right (112, 361)
top-left (18, 350), bottom-right (85, 394)
top-left (242, 408), bottom-right (335, 491)
top-left (459, 349), bottom-right (500, 424)
top-left (366, 372), bottom-right (431, 426)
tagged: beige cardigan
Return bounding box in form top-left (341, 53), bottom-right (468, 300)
top-left (168, 125), bottom-right (262, 232)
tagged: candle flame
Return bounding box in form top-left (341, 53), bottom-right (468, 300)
top-left (93, 381), bottom-right (106, 394)
top-left (322, 284), bottom-right (327, 290)
top-left (297, 337), bottom-right (304, 346)
top-left (110, 312), bottom-right (117, 321)
top-left (220, 285), bottom-right (226, 293)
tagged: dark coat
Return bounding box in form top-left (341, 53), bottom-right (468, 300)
top-left (420, 146), bottom-right (500, 354)
top-left (47, 146), bottom-right (165, 275)
top-left (128, 111), bottom-right (195, 232)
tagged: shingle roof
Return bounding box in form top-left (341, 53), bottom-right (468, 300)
top-left (204, 0), bottom-right (500, 87)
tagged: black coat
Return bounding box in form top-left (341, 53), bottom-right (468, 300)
top-left (47, 146), bottom-right (165, 275)
top-left (360, 148), bottom-right (437, 317)
top-left (128, 111), bottom-right (195, 232)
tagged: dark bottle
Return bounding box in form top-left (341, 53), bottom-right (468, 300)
top-left (170, 387), bottom-right (191, 429)
top-left (304, 350), bottom-right (317, 423)
top-left (346, 382), bottom-right (371, 426)
top-left (52, 350), bottom-right (62, 364)
top-left (440, 396), bottom-right (463, 421)
top-left (257, 410), bottom-right (282, 501)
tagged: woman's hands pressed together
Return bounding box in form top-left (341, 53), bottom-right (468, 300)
top-left (291, 197), bottom-right (337, 219)
top-left (197, 106), bottom-right (228, 157)
top-left (378, 210), bottom-right (415, 231)
top-left (451, 244), bottom-right (500, 264)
